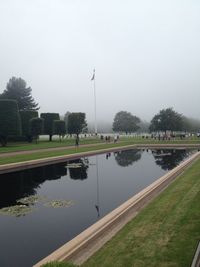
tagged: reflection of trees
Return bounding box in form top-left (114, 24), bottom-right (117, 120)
top-left (114, 149), bottom-right (142, 167)
top-left (68, 159), bottom-right (89, 180)
top-left (0, 163), bottom-right (67, 209)
top-left (152, 149), bottom-right (189, 170)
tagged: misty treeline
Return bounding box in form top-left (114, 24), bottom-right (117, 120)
top-left (0, 77), bottom-right (87, 146)
top-left (0, 77), bottom-right (200, 146)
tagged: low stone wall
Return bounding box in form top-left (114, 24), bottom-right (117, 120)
top-left (33, 151), bottom-right (200, 267)
top-left (191, 242), bottom-right (200, 267)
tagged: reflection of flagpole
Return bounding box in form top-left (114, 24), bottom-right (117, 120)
top-left (95, 155), bottom-right (100, 218)
top-left (91, 69), bottom-right (97, 135)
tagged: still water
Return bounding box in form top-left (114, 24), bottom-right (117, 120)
top-left (0, 149), bottom-right (193, 267)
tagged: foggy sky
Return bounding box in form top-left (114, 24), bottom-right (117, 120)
top-left (0, 0), bottom-right (200, 123)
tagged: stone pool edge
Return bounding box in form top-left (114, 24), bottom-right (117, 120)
top-left (0, 143), bottom-right (199, 175)
top-left (33, 151), bottom-right (200, 267)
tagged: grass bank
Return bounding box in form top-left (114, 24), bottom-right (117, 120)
top-left (82, 157), bottom-right (200, 267)
top-left (0, 138), bottom-right (103, 153)
top-left (0, 141), bottom-right (135, 165)
top-left (42, 156), bottom-right (200, 267)
top-left (0, 137), bottom-right (199, 154)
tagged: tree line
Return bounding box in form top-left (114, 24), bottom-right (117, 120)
top-left (0, 76), bottom-right (199, 146)
top-left (0, 77), bottom-right (87, 146)
top-left (113, 109), bottom-right (200, 134)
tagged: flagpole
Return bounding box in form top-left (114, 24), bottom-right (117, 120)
top-left (92, 69), bottom-right (97, 135)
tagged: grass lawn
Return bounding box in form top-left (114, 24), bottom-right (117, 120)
top-left (41, 155), bottom-right (200, 267)
top-left (0, 141), bottom-right (135, 165)
top-left (82, 157), bottom-right (200, 267)
top-left (0, 136), bottom-right (199, 154)
top-left (0, 137), bottom-right (103, 153)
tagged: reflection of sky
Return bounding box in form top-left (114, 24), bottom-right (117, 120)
top-left (0, 149), bottom-right (191, 267)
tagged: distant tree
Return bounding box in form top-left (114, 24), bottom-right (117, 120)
top-left (182, 116), bottom-right (200, 133)
top-left (40, 113), bottom-right (60, 141)
top-left (64, 111), bottom-right (71, 133)
top-left (67, 113), bottom-right (87, 144)
top-left (30, 118), bottom-right (44, 143)
top-left (137, 120), bottom-right (150, 133)
top-left (149, 108), bottom-right (183, 133)
top-left (113, 111), bottom-right (140, 134)
top-left (53, 120), bottom-right (66, 141)
top-left (0, 77), bottom-right (39, 111)
top-left (0, 99), bottom-right (21, 146)
top-left (20, 111), bottom-right (38, 142)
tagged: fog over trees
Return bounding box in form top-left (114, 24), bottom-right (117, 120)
top-left (0, 1), bottom-right (200, 123)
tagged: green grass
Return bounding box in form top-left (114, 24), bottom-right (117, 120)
top-left (0, 136), bottom-right (199, 154)
top-left (81, 157), bottom-right (200, 267)
top-left (0, 136), bottom-right (200, 165)
top-left (40, 157), bottom-right (200, 267)
top-left (42, 262), bottom-right (77, 267)
top-left (0, 137), bottom-right (103, 153)
top-left (0, 141), bottom-right (134, 165)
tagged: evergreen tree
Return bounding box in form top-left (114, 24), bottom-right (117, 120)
top-left (0, 99), bottom-right (21, 146)
top-left (0, 77), bottom-right (39, 111)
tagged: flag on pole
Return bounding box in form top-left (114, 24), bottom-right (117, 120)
top-left (91, 69), bottom-right (95, 81)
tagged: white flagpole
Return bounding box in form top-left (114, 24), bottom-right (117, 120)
top-left (92, 69), bottom-right (97, 135)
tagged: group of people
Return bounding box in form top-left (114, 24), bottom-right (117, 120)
top-left (100, 134), bottom-right (119, 143)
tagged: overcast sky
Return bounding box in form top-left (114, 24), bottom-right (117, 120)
top-left (0, 0), bottom-right (200, 123)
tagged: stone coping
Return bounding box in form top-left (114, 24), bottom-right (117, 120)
top-left (191, 241), bottom-right (200, 267)
top-left (0, 143), bottom-right (199, 175)
top-left (33, 151), bottom-right (200, 267)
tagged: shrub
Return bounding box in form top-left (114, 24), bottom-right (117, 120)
top-left (41, 113), bottom-right (60, 141)
top-left (30, 118), bottom-right (44, 143)
top-left (20, 110), bottom-right (38, 142)
top-left (53, 120), bottom-right (66, 141)
top-left (0, 99), bottom-right (21, 146)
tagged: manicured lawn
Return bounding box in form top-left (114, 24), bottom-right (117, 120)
top-left (0, 136), bottom-right (199, 154)
top-left (0, 137), bottom-right (103, 153)
top-left (41, 156), bottom-right (200, 267)
top-left (0, 141), bottom-right (134, 165)
top-left (42, 262), bottom-right (77, 267)
top-left (82, 157), bottom-right (200, 267)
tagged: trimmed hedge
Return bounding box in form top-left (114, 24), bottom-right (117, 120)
top-left (53, 120), bottom-right (66, 139)
top-left (30, 117), bottom-right (44, 143)
top-left (0, 99), bottom-right (21, 146)
top-left (20, 110), bottom-right (38, 142)
top-left (41, 113), bottom-right (60, 141)
top-left (68, 112), bottom-right (86, 135)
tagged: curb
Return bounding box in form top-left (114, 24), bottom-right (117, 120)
top-left (191, 242), bottom-right (200, 267)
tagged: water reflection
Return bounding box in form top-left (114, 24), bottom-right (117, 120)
top-left (152, 149), bottom-right (189, 170)
top-left (0, 163), bottom-right (67, 209)
top-left (0, 149), bottom-right (191, 210)
top-left (68, 158), bottom-right (89, 180)
top-left (114, 149), bottom-right (142, 167)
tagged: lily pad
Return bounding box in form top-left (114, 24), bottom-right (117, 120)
top-left (44, 200), bottom-right (74, 208)
top-left (17, 195), bottom-right (41, 205)
top-left (0, 205), bottom-right (33, 217)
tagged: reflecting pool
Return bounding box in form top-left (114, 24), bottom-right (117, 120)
top-left (0, 149), bottom-right (193, 267)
